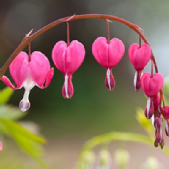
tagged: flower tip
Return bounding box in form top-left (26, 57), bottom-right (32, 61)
top-left (62, 74), bottom-right (74, 99)
top-left (19, 100), bottom-right (30, 112)
top-left (105, 69), bottom-right (115, 91)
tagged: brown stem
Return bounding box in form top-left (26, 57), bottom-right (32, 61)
top-left (151, 59), bottom-right (153, 78)
top-left (139, 35), bottom-right (141, 48)
top-left (106, 19), bottom-right (110, 44)
top-left (67, 22), bottom-right (70, 46)
top-left (28, 43), bottom-right (31, 62)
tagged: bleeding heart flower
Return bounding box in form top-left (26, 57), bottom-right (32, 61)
top-left (141, 73), bottom-right (163, 119)
top-left (52, 40), bottom-right (85, 98)
top-left (128, 43), bottom-right (151, 92)
top-left (128, 43), bottom-right (151, 71)
top-left (1, 51), bottom-right (54, 112)
top-left (92, 37), bottom-right (125, 90)
top-left (141, 73), bottom-right (163, 97)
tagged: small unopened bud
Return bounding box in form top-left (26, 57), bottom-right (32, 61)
top-left (105, 68), bottom-right (115, 91)
top-left (114, 149), bottom-right (130, 168)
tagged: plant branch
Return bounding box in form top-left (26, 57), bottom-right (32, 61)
top-left (0, 14), bottom-right (157, 77)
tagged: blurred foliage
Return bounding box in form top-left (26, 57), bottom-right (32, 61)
top-left (0, 87), bottom-right (13, 105)
top-left (0, 87), bottom-right (46, 167)
top-left (136, 108), bottom-right (154, 137)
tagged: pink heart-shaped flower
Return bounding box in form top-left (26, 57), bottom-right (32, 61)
top-left (92, 37), bottom-right (125, 68)
top-left (141, 73), bottom-right (163, 97)
top-left (52, 40), bottom-right (85, 75)
top-left (128, 43), bottom-right (151, 71)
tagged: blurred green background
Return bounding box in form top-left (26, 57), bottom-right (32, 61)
top-left (0, 0), bottom-right (169, 168)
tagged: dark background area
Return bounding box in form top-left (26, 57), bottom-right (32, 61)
top-left (0, 0), bottom-right (169, 168)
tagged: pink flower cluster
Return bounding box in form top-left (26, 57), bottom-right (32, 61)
top-left (0, 33), bottom-right (168, 148)
top-left (128, 43), bottom-right (167, 148)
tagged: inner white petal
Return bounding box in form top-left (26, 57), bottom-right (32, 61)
top-left (20, 89), bottom-right (30, 112)
top-left (134, 71), bottom-right (137, 89)
top-left (151, 115), bottom-right (155, 129)
top-left (65, 74), bottom-right (69, 98)
top-left (147, 97), bottom-right (151, 119)
top-left (22, 76), bottom-right (35, 90)
top-left (106, 68), bottom-right (111, 90)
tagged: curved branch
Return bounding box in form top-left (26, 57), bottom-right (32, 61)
top-left (0, 14), bottom-right (157, 77)
top-left (75, 132), bottom-right (169, 169)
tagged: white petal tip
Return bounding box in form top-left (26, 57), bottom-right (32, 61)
top-left (19, 100), bottom-right (30, 112)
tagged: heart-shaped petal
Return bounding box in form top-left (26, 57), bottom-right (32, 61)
top-left (128, 43), bottom-right (151, 71)
top-left (29, 51), bottom-right (50, 87)
top-left (141, 73), bottom-right (163, 97)
top-left (92, 37), bottom-right (125, 68)
top-left (52, 40), bottom-right (85, 75)
top-left (9, 51), bottom-right (29, 87)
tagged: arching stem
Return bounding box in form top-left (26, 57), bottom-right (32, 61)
top-left (0, 14), bottom-right (158, 78)
top-left (106, 19), bottom-right (110, 44)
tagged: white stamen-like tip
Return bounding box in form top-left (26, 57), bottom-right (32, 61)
top-left (151, 115), bottom-right (155, 129)
top-left (147, 97), bottom-right (151, 119)
top-left (134, 71), bottom-right (137, 89)
top-left (106, 68), bottom-right (111, 90)
top-left (19, 89), bottom-right (30, 112)
top-left (65, 74), bottom-right (69, 98)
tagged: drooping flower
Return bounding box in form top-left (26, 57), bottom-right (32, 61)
top-left (52, 40), bottom-right (85, 98)
top-left (92, 37), bottom-right (125, 90)
top-left (1, 51), bottom-right (54, 112)
top-left (141, 73), bottom-right (163, 97)
top-left (141, 73), bottom-right (163, 119)
top-left (128, 43), bottom-right (151, 91)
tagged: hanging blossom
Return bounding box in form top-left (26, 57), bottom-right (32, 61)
top-left (128, 43), bottom-right (151, 91)
top-left (92, 37), bottom-right (125, 90)
top-left (141, 72), bottom-right (164, 147)
top-left (141, 73), bottom-right (163, 119)
top-left (52, 40), bottom-right (85, 98)
top-left (1, 51), bottom-right (54, 112)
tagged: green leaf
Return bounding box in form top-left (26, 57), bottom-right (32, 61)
top-left (136, 108), bottom-right (154, 137)
top-left (0, 87), bottom-right (13, 105)
top-left (0, 106), bottom-right (26, 120)
top-left (0, 119), bottom-right (46, 166)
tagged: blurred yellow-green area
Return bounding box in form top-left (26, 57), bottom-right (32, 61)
top-left (0, 0), bottom-right (169, 168)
